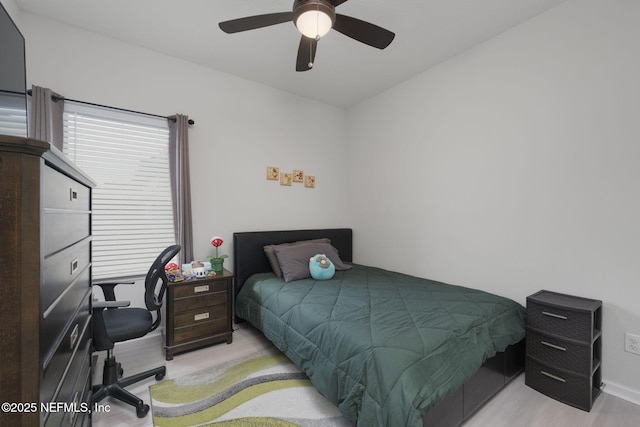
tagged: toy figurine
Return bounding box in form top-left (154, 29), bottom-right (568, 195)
top-left (164, 262), bottom-right (185, 282)
top-left (309, 254), bottom-right (335, 280)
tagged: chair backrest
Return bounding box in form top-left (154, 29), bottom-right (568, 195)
top-left (144, 245), bottom-right (181, 317)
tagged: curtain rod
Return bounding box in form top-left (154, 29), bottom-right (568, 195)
top-left (27, 89), bottom-right (194, 125)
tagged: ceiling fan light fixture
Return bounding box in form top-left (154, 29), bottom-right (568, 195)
top-left (293, 0), bottom-right (336, 39)
top-left (296, 10), bottom-right (332, 38)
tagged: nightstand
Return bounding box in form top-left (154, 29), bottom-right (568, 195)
top-left (164, 270), bottom-right (234, 360)
top-left (525, 290), bottom-right (602, 411)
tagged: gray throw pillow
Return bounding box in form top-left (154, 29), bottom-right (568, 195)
top-left (264, 238), bottom-right (330, 277)
top-left (273, 242), bottom-right (351, 283)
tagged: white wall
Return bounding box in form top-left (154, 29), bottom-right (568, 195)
top-left (347, 0), bottom-right (640, 403)
top-left (20, 12), bottom-right (348, 304)
top-left (1, 0), bottom-right (20, 23)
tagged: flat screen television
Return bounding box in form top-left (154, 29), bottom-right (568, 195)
top-left (0, 2), bottom-right (28, 137)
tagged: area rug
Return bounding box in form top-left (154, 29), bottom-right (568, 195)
top-left (149, 349), bottom-right (353, 427)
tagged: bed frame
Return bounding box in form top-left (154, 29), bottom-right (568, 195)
top-left (233, 228), bottom-right (524, 427)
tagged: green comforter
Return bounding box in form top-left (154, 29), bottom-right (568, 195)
top-left (235, 264), bottom-right (525, 427)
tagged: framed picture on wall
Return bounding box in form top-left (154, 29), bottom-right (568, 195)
top-left (304, 175), bottom-right (315, 188)
top-left (267, 166), bottom-right (279, 180)
top-left (293, 169), bottom-right (304, 183)
top-left (280, 172), bottom-right (292, 186)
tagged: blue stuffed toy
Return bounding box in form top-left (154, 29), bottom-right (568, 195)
top-left (309, 254), bottom-right (335, 280)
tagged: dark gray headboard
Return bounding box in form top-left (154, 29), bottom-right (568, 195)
top-left (233, 228), bottom-right (353, 296)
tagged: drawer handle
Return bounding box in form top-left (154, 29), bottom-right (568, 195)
top-left (70, 258), bottom-right (79, 275)
top-left (541, 370), bottom-right (566, 383)
top-left (69, 391), bottom-right (80, 425)
top-left (70, 323), bottom-right (79, 350)
top-left (541, 341), bottom-right (566, 351)
top-left (70, 187), bottom-right (78, 201)
top-left (194, 312), bottom-right (210, 321)
top-left (194, 285), bottom-right (209, 293)
top-left (542, 311), bottom-right (567, 320)
top-left (70, 391), bottom-right (79, 424)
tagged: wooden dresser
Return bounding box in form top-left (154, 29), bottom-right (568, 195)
top-left (164, 270), bottom-right (234, 360)
top-left (0, 136), bottom-right (95, 426)
top-left (525, 290), bottom-right (602, 411)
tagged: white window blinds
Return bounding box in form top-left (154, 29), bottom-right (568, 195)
top-left (63, 102), bottom-right (175, 280)
top-left (0, 92), bottom-right (27, 136)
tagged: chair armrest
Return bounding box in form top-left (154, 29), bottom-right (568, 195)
top-left (92, 281), bottom-right (135, 301)
top-left (93, 300), bottom-right (130, 310)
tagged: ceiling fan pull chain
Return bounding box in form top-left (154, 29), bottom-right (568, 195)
top-left (315, 2), bottom-right (321, 41)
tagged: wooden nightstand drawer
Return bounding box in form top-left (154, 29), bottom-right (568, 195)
top-left (174, 318), bottom-right (229, 343)
top-left (526, 329), bottom-right (597, 374)
top-left (174, 305), bottom-right (228, 328)
top-left (173, 280), bottom-right (228, 298)
top-left (174, 291), bottom-right (227, 313)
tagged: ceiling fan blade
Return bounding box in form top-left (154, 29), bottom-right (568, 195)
top-left (219, 12), bottom-right (293, 33)
top-left (330, 0), bottom-right (349, 6)
top-left (333, 14), bottom-right (395, 49)
top-left (296, 36), bottom-right (318, 72)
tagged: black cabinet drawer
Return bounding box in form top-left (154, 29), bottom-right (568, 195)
top-left (41, 270), bottom-right (91, 357)
top-left (43, 337), bottom-right (91, 427)
top-left (43, 212), bottom-right (90, 255)
top-left (43, 165), bottom-right (90, 211)
top-left (42, 240), bottom-right (91, 312)
top-left (41, 314), bottom-right (91, 407)
top-left (59, 341), bottom-right (92, 427)
top-left (526, 329), bottom-right (595, 374)
top-left (525, 357), bottom-right (597, 411)
top-left (526, 301), bottom-right (594, 343)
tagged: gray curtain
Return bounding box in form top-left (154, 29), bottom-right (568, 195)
top-left (29, 85), bottom-right (64, 151)
top-left (168, 114), bottom-right (194, 265)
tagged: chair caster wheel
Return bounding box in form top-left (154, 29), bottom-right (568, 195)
top-left (155, 372), bottom-right (165, 381)
top-left (136, 404), bottom-right (150, 418)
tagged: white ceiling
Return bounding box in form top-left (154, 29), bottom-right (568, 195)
top-left (16, 0), bottom-right (566, 108)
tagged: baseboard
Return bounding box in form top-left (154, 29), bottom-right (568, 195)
top-left (602, 379), bottom-right (640, 406)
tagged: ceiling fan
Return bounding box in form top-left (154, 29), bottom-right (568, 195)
top-left (218, 0), bottom-right (395, 71)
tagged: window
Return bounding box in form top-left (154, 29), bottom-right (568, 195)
top-left (63, 102), bottom-right (175, 280)
top-left (0, 91), bottom-right (27, 137)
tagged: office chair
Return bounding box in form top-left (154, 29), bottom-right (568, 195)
top-left (92, 244), bottom-right (181, 418)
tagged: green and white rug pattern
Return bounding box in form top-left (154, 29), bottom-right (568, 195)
top-left (150, 349), bottom-right (353, 427)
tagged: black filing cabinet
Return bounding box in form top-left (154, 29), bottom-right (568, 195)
top-left (525, 290), bottom-right (602, 411)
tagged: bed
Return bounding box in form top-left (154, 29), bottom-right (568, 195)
top-left (233, 228), bottom-right (525, 427)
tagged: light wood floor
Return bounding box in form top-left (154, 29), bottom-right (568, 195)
top-left (93, 323), bottom-right (640, 427)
